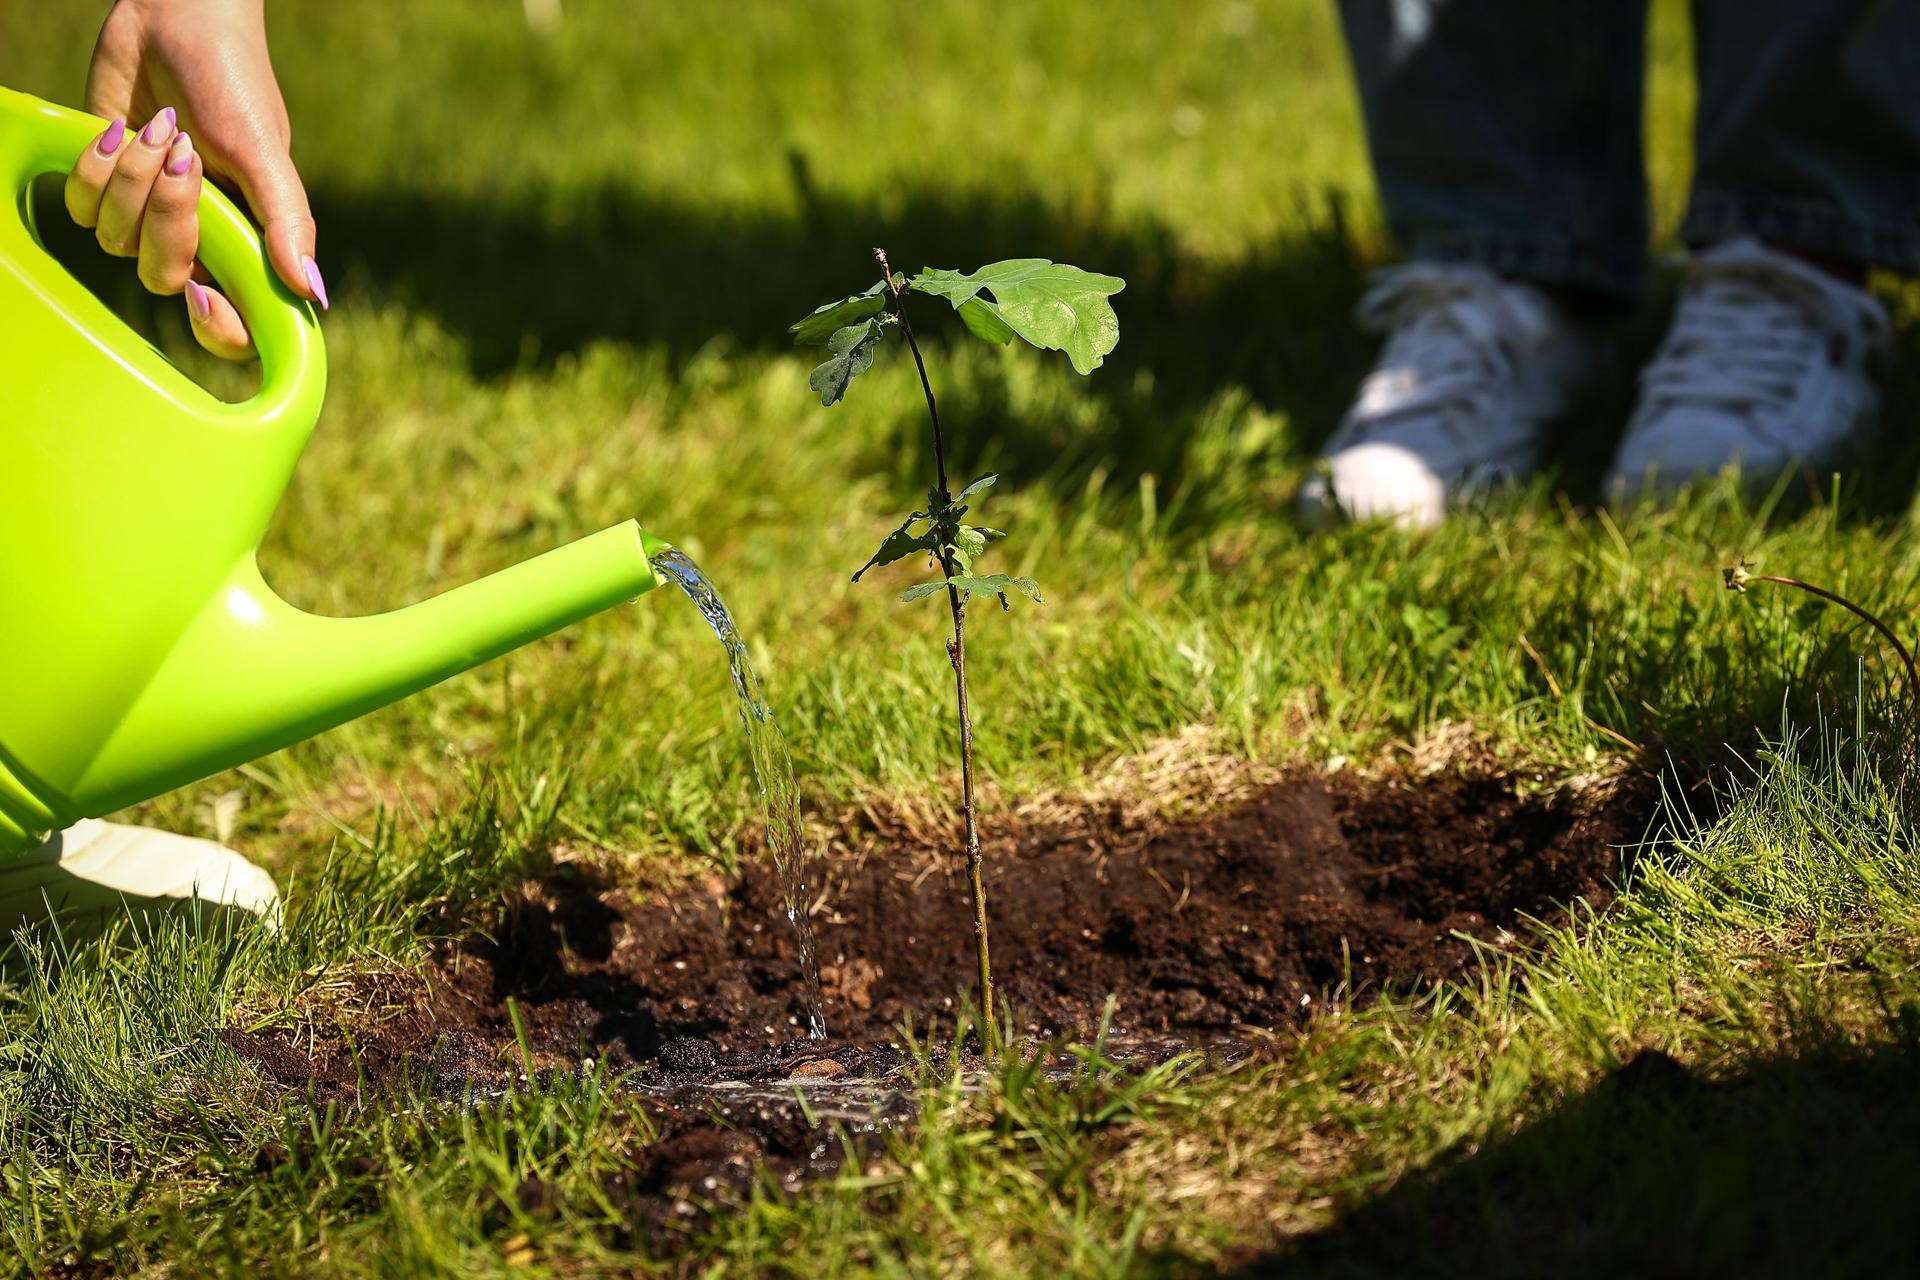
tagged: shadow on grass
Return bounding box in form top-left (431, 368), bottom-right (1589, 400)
top-left (1227, 1028), bottom-right (1920, 1278)
top-left (28, 174), bottom-right (1375, 509)
top-left (31, 173), bottom-right (1920, 521)
top-left (313, 180), bottom-right (1371, 431)
top-left (303, 179), bottom-right (1403, 530)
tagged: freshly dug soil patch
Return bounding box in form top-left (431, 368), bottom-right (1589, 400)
top-left (227, 765), bottom-right (1656, 1241)
top-left (237, 766), bottom-right (1654, 1080)
top-left (477, 767), bottom-right (1649, 1056)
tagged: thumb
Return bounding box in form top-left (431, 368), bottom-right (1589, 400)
top-left (232, 144), bottom-right (327, 310)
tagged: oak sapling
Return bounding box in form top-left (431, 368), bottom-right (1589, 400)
top-left (791, 249), bottom-right (1125, 1041)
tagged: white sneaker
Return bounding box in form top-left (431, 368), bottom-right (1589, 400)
top-left (1606, 237), bottom-right (1888, 499)
top-left (1298, 262), bottom-right (1597, 529)
top-left (0, 821), bottom-right (281, 938)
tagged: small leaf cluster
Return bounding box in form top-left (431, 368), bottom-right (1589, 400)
top-left (852, 474), bottom-right (1042, 611)
top-left (793, 256), bottom-right (1122, 611)
top-left (790, 258), bottom-right (1126, 406)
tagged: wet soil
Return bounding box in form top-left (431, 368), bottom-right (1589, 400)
top-left (227, 765), bottom-right (1658, 1242)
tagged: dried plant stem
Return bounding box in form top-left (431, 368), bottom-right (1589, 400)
top-left (1741, 572), bottom-right (1920, 707)
top-left (876, 248), bottom-right (996, 1043)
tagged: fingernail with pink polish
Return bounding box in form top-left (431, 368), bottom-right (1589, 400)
top-left (184, 279), bottom-right (211, 323)
top-left (97, 118), bottom-right (126, 156)
top-left (141, 106), bottom-right (175, 146)
top-left (166, 132), bottom-right (194, 176)
top-left (301, 256), bottom-right (329, 310)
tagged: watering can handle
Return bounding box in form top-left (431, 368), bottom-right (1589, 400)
top-left (2, 88), bottom-right (322, 422)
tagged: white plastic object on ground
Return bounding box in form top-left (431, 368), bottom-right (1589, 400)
top-left (0, 820), bottom-right (281, 938)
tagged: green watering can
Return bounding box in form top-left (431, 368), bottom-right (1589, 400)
top-left (0, 87), bottom-right (666, 856)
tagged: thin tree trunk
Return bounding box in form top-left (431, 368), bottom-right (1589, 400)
top-left (874, 246), bottom-right (997, 1045)
top-left (947, 597), bottom-right (995, 1036)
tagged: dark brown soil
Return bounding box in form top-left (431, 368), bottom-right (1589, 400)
top-left (226, 765), bottom-right (1658, 1242)
top-left (451, 767), bottom-right (1649, 1056)
top-left (231, 765), bottom-right (1657, 1076)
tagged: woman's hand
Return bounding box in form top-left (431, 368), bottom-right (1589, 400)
top-left (63, 0), bottom-right (324, 359)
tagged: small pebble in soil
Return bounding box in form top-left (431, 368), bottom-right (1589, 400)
top-left (787, 1058), bottom-right (846, 1080)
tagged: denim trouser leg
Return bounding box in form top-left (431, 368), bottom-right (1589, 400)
top-left (1685, 0), bottom-right (1920, 274)
top-left (1336, 0), bottom-right (1651, 300)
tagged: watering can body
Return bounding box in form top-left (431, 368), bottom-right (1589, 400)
top-left (0, 87), bottom-right (664, 855)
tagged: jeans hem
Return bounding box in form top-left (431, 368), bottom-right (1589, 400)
top-left (1684, 185), bottom-right (1920, 275)
top-left (1404, 229), bottom-right (1647, 301)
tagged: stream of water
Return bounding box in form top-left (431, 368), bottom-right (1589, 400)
top-left (649, 547), bottom-right (828, 1041)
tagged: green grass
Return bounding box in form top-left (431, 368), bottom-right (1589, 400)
top-left (8, 0), bottom-right (1920, 1274)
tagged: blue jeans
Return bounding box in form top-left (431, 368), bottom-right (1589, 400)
top-left (1337, 0), bottom-right (1920, 299)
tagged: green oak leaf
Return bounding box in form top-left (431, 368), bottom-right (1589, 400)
top-left (911, 260), bottom-right (1125, 374)
top-left (899, 570), bottom-right (1041, 607)
top-left (790, 278), bottom-right (898, 345)
top-left (955, 296), bottom-right (1015, 345)
top-left (950, 523), bottom-right (1005, 569)
top-left (948, 573), bottom-right (1044, 605)
top-left (955, 474), bottom-right (998, 503)
top-left (853, 514), bottom-right (933, 582)
top-left (808, 319), bottom-right (887, 406)
top-left (952, 526), bottom-right (988, 566)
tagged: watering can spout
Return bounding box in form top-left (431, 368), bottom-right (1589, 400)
top-left (66, 523), bottom-right (669, 819)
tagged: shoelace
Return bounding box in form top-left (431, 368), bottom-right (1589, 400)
top-left (1632, 249), bottom-right (1888, 443)
top-left (1337, 263), bottom-right (1555, 445)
